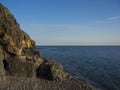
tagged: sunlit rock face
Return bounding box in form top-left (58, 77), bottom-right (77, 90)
top-left (0, 3), bottom-right (41, 78)
top-left (0, 3), bottom-right (67, 80)
top-left (0, 4), bottom-right (35, 56)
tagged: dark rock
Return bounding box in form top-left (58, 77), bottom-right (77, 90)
top-left (37, 58), bottom-right (69, 80)
top-left (0, 48), bottom-right (6, 81)
top-left (0, 52), bottom-right (5, 77)
top-left (3, 56), bottom-right (36, 77)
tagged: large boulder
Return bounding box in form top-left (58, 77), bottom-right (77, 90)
top-left (37, 58), bottom-right (69, 80)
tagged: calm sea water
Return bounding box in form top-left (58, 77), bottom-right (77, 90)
top-left (36, 46), bottom-right (120, 90)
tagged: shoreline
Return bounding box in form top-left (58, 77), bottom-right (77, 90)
top-left (69, 72), bottom-right (104, 90)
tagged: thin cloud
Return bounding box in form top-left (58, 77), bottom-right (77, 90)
top-left (107, 16), bottom-right (120, 20)
top-left (95, 16), bottom-right (120, 24)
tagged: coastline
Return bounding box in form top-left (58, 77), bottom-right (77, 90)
top-left (0, 3), bottom-right (98, 90)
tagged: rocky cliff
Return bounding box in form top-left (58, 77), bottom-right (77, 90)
top-left (0, 3), bottom-right (40, 78)
top-left (0, 3), bottom-right (97, 90)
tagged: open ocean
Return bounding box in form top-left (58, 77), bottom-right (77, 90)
top-left (36, 46), bottom-right (120, 90)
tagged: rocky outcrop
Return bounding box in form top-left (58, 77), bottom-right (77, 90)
top-left (0, 3), bottom-right (35, 55)
top-left (0, 3), bottom-right (96, 90)
top-left (37, 58), bottom-right (69, 80)
top-left (0, 3), bottom-right (41, 78)
top-left (0, 3), bottom-right (69, 80)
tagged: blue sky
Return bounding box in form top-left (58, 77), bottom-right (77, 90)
top-left (1, 0), bottom-right (120, 45)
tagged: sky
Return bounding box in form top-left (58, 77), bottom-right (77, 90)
top-left (0, 0), bottom-right (120, 45)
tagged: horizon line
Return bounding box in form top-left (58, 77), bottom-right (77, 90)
top-left (36, 45), bottom-right (120, 46)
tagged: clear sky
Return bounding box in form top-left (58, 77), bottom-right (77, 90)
top-left (1, 0), bottom-right (120, 45)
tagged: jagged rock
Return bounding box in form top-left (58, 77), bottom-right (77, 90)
top-left (0, 3), bottom-right (69, 80)
top-left (0, 3), bottom-right (35, 56)
top-left (37, 58), bottom-right (69, 80)
top-left (0, 3), bottom-right (42, 78)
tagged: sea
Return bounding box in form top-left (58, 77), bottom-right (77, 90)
top-left (36, 46), bottom-right (120, 90)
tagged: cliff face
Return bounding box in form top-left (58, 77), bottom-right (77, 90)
top-left (0, 3), bottom-right (42, 78)
top-left (0, 3), bottom-right (35, 55)
top-left (0, 3), bottom-right (69, 80)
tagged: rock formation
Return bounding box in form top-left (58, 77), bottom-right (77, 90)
top-left (37, 58), bottom-right (69, 80)
top-left (0, 3), bottom-right (97, 90)
top-left (0, 3), bottom-right (69, 81)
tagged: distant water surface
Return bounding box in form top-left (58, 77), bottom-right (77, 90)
top-left (36, 46), bottom-right (120, 90)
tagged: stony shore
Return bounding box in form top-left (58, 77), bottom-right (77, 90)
top-left (0, 76), bottom-right (97, 90)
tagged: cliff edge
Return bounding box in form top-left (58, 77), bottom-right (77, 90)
top-left (0, 3), bottom-right (97, 90)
